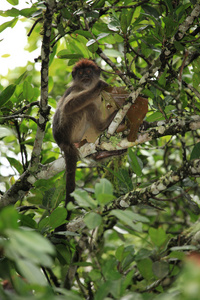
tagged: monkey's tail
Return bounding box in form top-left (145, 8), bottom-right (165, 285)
top-left (62, 144), bottom-right (79, 207)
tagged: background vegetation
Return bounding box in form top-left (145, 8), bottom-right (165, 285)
top-left (0, 0), bottom-right (200, 299)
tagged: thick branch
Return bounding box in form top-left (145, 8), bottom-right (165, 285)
top-left (102, 115), bottom-right (200, 151)
top-left (28, 0), bottom-right (55, 171)
top-left (1, 115), bottom-right (199, 208)
top-left (111, 159), bottom-right (200, 210)
top-left (66, 159), bottom-right (200, 232)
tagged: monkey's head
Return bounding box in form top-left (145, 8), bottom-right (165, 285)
top-left (72, 58), bottom-right (101, 87)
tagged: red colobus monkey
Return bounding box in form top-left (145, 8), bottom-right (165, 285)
top-left (53, 59), bottom-right (116, 207)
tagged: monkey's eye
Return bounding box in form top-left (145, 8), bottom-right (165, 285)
top-left (86, 69), bottom-right (91, 74)
top-left (78, 70), bottom-right (83, 76)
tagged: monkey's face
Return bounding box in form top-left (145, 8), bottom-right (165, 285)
top-left (73, 67), bottom-right (100, 87)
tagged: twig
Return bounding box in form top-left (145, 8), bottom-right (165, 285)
top-left (1, 114), bottom-right (38, 124)
top-left (27, 17), bottom-right (43, 37)
top-left (11, 101), bottom-right (39, 115)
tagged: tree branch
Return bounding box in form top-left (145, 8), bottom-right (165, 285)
top-left (1, 115), bottom-right (199, 209)
top-left (66, 158), bottom-right (200, 233)
top-left (28, 0), bottom-right (55, 172)
top-left (110, 159), bottom-right (200, 210)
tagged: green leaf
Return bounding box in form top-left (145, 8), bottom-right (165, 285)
top-left (48, 76), bottom-right (54, 93)
top-left (16, 259), bottom-right (47, 286)
top-left (143, 5), bottom-right (160, 18)
top-left (0, 206), bottom-right (19, 231)
top-left (20, 7), bottom-right (38, 17)
top-left (72, 190), bottom-right (97, 209)
top-left (174, 41), bottom-right (185, 51)
top-left (115, 245), bottom-right (124, 262)
top-left (95, 281), bottom-right (115, 300)
top-left (112, 210), bottom-right (149, 223)
top-left (111, 210), bottom-right (148, 232)
top-left (170, 245), bottom-right (197, 251)
top-left (57, 50), bottom-right (83, 59)
top-left (152, 261), bottom-right (169, 279)
top-left (74, 30), bottom-right (93, 38)
top-left (86, 39), bottom-right (96, 46)
top-left (0, 84), bottom-right (16, 107)
top-left (6, 0), bottom-right (19, 5)
top-left (121, 9), bottom-right (134, 33)
top-left (104, 49), bottom-right (122, 57)
top-left (193, 73), bottom-right (200, 89)
top-left (169, 251), bottom-right (185, 260)
top-left (84, 212), bottom-right (102, 229)
top-left (121, 270), bottom-right (135, 294)
top-left (135, 248), bottom-right (152, 261)
top-left (97, 33), bottom-right (110, 40)
top-left (23, 81), bottom-right (34, 101)
top-left (5, 229), bottom-right (55, 267)
top-left (89, 269), bottom-right (101, 281)
top-left (87, 42), bottom-right (98, 53)
top-left (95, 178), bottom-right (114, 205)
top-left (15, 71), bottom-right (27, 85)
top-left (56, 244), bottom-right (71, 265)
top-left (120, 9), bottom-right (128, 33)
top-left (137, 258), bottom-right (154, 280)
top-left (158, 69), bottom-right (167, 87)
top-left (93, 0), bottom-right (105, 8)
top-left (6, 229), bottom-right (55, 256)
top-left (20, 214), bottom-right (37, 229)
top-left (190, 142), bottom-right (200, 160)
top-left (116, 168), bottom-right (133, 190)
top-left (149, 227), bottom-right (167, 247)
top-left (49, 207), bottom-right (67, 229)
top-left (0, 8), bottom-right (19, 17)
top-left (128, 148), bottom-right (142, 176)
top-left (0, 18), bottom-right (18, 33)
top-left (7, 156), bottom-right (23, 174)
top-left (132, 6), bottom-right (141, 23)
top-left (146, 112), bottom-right (164, 122)
top-left (102, 258), bottom-right (121, 280)
top-left (108, 19), bottom-right (120, 32)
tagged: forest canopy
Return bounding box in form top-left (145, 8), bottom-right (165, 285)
top-left (0, 0), bottom-right (200, 299)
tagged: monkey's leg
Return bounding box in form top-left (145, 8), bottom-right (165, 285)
top-left (91, 109), bottom-right (118, 132)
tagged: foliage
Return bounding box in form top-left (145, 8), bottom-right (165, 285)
top-left (0, 0), bottom-right (200, 299)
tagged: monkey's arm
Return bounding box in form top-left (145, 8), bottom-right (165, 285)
top-left (63, 80), bottom-right (108, 115)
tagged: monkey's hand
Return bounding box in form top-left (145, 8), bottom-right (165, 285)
top-left (97, 80), bottom-right (109, 91)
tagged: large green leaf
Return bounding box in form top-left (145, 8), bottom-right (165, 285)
top-left (111, 210), bottom-right (149, 232)
top-left (23, 81), bottom-right (34, 101)
top-left (128, 148), bottom-right (142, 176)
top-left (16, 259), bottom-right (47, 285)
top-left (95, 178), bottom-right (114, 205)
top-left (0, 18), bottom-right (18, 33)
top-left (7, 156), bottom-right (23, 174)
top-left (6, 0), bottom-right (18, 5)
top-left (149, 227), bottom-right (168, 247)
top-left (137, 258), bottom-right (154, 280)
top-left (57, 50), bottom-right (83, 59)
top-left (0, 8), bottom-right (19, 17)
top-left (5, 229), bottom-right (55, 266)
top-left (49, 207), bottom-right (67, 229)
top-left (190, 142), bottom-right (200, 160)
top-left (0, 84), bottom-right (16, 107)
top-left (84, 212), bottom-right (102, 229)
top-left (72, 189), bottom-right (97, 209)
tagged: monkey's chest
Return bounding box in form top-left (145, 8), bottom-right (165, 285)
top-left (70, 112), bottom-right (90, 143)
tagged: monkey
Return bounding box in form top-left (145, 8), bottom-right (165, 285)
top-left (52, 58), bottom-right (117, 209)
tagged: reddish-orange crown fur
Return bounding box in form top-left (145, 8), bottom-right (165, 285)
top-left (72, 58), bottom-right (101, 77)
